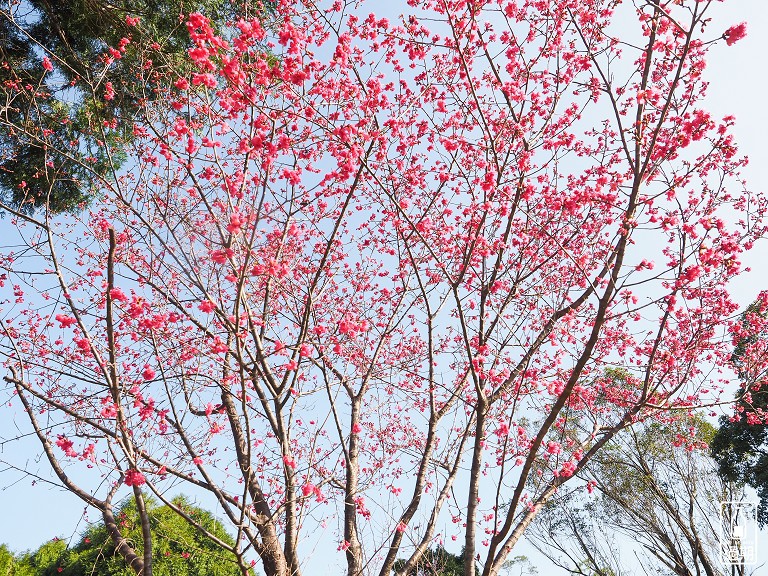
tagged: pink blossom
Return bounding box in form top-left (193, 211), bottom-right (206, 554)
top-left (109, 287), bottom-right (128, 302)
top-left (81, 444), bottom-right (96, 462)
top-left (124, 469), bottom-right (146, 486)
top-left (75, 338), bottom-right (90, 352)
top-left (142, 365), bottom-right (156, 381)
top-left (189, 47), bottom-right (209, 62)
top-left (192, 73), bottom-right (217, 89)
top-left (559, 460), bottom-right (578, 478)
top-left (724, 22), bottom-right (747, 46)
top-left (210, 337), bottom-right (228, 354)
top-left (679, 265), bottom-right (701, 284)
top-left (55, 314), bottom-right (77, 328)
top-left (210, 248), bottom-right (233, 264)
top-left (199, 300), bottom-right (215, 313)
top-left (355, 496), bottom-right (371, 519)
top-left (546, 441), bottom-right (562, 455)
top-left (138, 398), bottom-right (154, 421)
top-left (42, 57), bottom-right (53, 72)
top-left (226, 214), bottom-right (243, 234)
top-left (187, 12), bottom-right (209, 33)
top-left (56, 435), bottom-right (77, 457)
top-left (125, 15), bottom-right (140, 26)
top-left (101, 403), bottom-right (117, 418)
top-left (338, 319), bottom-right (356, 336)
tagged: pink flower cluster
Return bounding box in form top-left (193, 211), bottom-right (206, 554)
top-left (124, 468), bottom-right (146, 486)
top-left (724, 22), bottom-right (747, 46)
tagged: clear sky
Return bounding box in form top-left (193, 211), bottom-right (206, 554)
top-left (706, 1), bottom-right (768, 303)
top-left (1, 0), bottom-right (767, 572)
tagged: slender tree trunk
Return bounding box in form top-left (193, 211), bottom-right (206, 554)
top-left (465, 404), bottom-right (487, 576)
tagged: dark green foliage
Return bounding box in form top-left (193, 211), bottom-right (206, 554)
top-left (1, 498), bottom-right (246, 576)
top-left (711, 399), bottom-right (768, 526)
top-left (0, 546), bottom-right (13, 576)
top-left (0, 13), bottom-right (92, 213)
top-left (0, 0), bottom-right (272, 213)
top-left (1, 540), bottom-right (68, 576)
top-left (711, 300), bottom-right (768, 525)
top-left (393, 547), bottom-right (477, 576)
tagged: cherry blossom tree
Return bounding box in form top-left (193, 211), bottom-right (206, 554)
top-left (0, 1), bottom-right (765, 576)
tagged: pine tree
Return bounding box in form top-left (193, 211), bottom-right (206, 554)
top-left (0, 0), bottom-right (272, 212)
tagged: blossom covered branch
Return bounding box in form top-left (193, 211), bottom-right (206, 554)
top-left (0, 1), bottom-right (765, 576)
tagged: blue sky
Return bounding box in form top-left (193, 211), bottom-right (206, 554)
top-left (706, 1), bottom-right (768, 303)
top-left (1, 0), bottom-right (767, 572)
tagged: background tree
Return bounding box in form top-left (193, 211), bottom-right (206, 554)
top-left (0, 0), bottom-right (272, 212)
top-left (62, 496), bottom-right (246, 576)
top-left (0, 498), bottom-right (246, 576)
top-left (711, 298), bottom-right (768, 526)
top-left (528, 417), bottom-right (754, 576)
top-left (392, 548), bottom-right (531, 576)
top-left (393, 547), bottom-right (478, 576)
top-left (0, 545), bottom-right (20, 576)
top-left (0, 1), bottom-right (764, 576)
top-left (10, 540), bottom-right (68, 576)
top-left (393, 547), bottom-right (465, 576)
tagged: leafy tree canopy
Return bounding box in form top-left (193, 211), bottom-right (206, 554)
top-left (0, 497), bottom-right (246, 576)
top-left (393, 547), bottom-right (476, 576)
top-left (711, 298), bottom-right (768, 525)
top-left (0, 0), bottom-right (272, 212)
